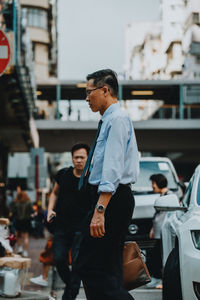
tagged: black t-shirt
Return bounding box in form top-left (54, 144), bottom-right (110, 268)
top-left (55, 167), bottom-right (89, 232)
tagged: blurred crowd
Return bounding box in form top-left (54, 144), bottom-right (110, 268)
top-left (0, 184), bottom-right (45, 257)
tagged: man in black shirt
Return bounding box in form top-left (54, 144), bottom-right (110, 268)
top-left (47, 143), bottom-right (90, 300)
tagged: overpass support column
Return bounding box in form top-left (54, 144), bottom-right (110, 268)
top-left (56, 84), bottom-right (61, 119)
top-left (179, 85), bottom-right (185, 119)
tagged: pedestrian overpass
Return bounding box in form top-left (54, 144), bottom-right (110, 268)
top-left (35, 119), bottom-right (200, 164)
top-left (5, 79), bottom-right (200, 166)
top-left (37, 79), bottom-right (200, 120)
top-left (34, 79), bottom-right (200, 165)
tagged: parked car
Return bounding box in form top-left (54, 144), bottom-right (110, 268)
top-left (154, 164), bottom-right (200, 300)
top-left (126, 157), bottom-right (184, 251)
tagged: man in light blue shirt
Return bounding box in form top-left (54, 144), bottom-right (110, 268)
top-left (77, 69), bottom-right (139, 300)
top-left (89, 102), bottom-right (139, 194)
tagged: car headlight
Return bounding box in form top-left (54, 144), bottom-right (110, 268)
top-left (191, 230), bottom-right (200, 250)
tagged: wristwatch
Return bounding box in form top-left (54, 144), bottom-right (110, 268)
top-left (95, 204), bottom-right (106, 213)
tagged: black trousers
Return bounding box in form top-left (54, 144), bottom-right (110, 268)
top-left (146, 239), bottom-right (163, 279)
top-left (76, 184), bottom-right (135, 300)
top-left (53, 230), bottom-right (81, 299)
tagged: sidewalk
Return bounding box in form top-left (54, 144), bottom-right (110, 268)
top-left (0, 236), bottom-right (160, 300)
top-left (0, 291), bottom-right (49, 300)
top-left (0, 289), bottom-right (86, 300)
top-left (12, 236), bottom-right (86, 300)
top-left (0, 236), bottom-right (85, 299)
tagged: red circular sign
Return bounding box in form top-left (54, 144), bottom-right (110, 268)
top-left (0, 30), bottom-right (10, 76)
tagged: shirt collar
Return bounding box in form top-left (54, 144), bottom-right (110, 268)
top-left (101, 102), bottom-right (120, 122)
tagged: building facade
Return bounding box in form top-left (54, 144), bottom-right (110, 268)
top-left (182, 0), bottom-right (200, 78)
top-left (20, 0), bottom-right (57, 82)
top-left (0, 0), bottom-right (58, 197)
top-left (125, 0), bottom-right (200, 80)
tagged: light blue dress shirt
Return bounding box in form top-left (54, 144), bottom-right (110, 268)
top-left (89, 102), bottom-right (139, 194)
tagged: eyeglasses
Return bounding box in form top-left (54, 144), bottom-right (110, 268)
top-left (86, 86), bottom-right (103, 97)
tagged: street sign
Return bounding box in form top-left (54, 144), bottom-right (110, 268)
top-left (0, 30), bottom-right (10, 76)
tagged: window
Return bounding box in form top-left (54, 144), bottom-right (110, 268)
top-left (133, 161), bottom-right (178, 192)
top-left (22, 8), bottom-right (48, 30)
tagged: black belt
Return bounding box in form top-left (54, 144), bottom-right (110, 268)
top-left (119, 183), bottom-right (131, 189)
top-left (88, 183), bottom-right (131, 192)
top-left (120, 183), bottom-right (131, 188)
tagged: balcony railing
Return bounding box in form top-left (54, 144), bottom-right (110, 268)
top-left (155, 104), bottom-right (200, 119)
top-left (35, 100), bottom-right (200, 121)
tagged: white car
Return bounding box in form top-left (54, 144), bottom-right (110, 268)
top-left (127, 157), bottom-right (184, 251)
top-left (154, 164), bottom-right (200, 300)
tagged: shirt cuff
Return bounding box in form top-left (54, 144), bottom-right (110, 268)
top-left (98, 182), bottom-right (117, 195)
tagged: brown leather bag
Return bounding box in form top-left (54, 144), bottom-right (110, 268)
top-left (123, 241), bottom-right (151, 290)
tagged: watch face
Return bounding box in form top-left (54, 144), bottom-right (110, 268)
top-left (96, 204), bottom-right (105, 212)
top-left (98, 205), bottom-right (104, 212)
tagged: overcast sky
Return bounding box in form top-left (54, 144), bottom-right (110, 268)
top-left (58, 0), bottom-right (160, 80)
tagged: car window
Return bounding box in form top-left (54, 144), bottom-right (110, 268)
top-left (182, 177), bottom-right (193, 207)
top-left (133, 161), bottom-right (178, 192)
top-left (197, 178), bottom-right (200, 206)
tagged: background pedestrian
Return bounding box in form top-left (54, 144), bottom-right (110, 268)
top-left (10, 185), bottom-right (34, 257)
top-left (146, 173), bottom-right (172, 289)
top-left (47, 143), bottom-right (90, 300)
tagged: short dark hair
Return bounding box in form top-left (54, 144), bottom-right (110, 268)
top-left (87, 69), bottom-right (118, 97)
top-left (71, 143), bottom-right (90, 156)
top-left (150, 173), bottom-right (168, 189)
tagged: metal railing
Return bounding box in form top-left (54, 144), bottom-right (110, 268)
top-left (156, 104), bottom-right (200, 119)
top-left (35, 100), bottom-right (200, 121)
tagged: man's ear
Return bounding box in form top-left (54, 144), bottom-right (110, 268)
top-left (103, 86), bottom-right (108, 95)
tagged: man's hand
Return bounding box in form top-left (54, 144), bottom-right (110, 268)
top-left (90, 210), bottom-right (105, 238)
top-left (47, 210), bottom-right (56, 223)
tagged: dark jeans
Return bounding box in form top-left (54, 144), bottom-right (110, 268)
top-left (76, 184), bottom-right (135, 300)
top-left (146, 239), bottom-right (163, 279)
top-left (53, 230), bottom-right (82, 300)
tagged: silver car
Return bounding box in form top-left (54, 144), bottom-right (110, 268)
top-left (127, 157), bottom-right (184, 251)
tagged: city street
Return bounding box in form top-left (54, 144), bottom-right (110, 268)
top-left (75, 288), bottom-right (162, 300)
top-left (1, 1), bottom-right (200, 300)
top-left (22, 236), bottom-right (162, 300)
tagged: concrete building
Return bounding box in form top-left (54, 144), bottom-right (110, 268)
top-left (19, 0), bottom-right (59, 120)
top-left (0, 0), bottom-right (37, 201)
top-left (162, 0), bottom-right (186, 78)
top-left (141, 31), bottom-right (166, 79)
top-left (182, 0), bottom-right (200, 78)
top-left (124, 22), bottom-right (162, 79)
top-left (20, 0), bottom-right (57, 82)
top-left (0, 0), bottom-right (58, 197)
top-left (125, 0), bottom-right (200, 80)
top-left (125, 0), bottom-right (186, 79)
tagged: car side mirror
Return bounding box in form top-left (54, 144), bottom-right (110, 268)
top-left (154, 194), bottom-right (187, 212)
